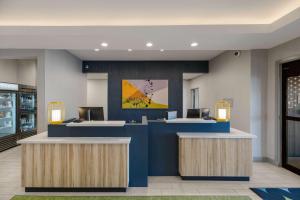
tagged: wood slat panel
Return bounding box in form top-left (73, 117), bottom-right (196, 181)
top-left (21, 143), bottom-right (128, 188)
top-left (179, 138), bottom-right (252, 177)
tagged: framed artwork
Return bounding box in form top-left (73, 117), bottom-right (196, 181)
top-left (122, 80), bottom-right (168, 109)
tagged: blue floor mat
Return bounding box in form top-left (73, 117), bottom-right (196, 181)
top-left (250, 188), bottom-right (300, 200)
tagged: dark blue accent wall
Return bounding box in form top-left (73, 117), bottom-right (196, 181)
top-left (82, 61), bottom-right (208, 121)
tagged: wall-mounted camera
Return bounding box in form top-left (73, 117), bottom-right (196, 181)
top-left (233, 51), bottom-right (241, 57)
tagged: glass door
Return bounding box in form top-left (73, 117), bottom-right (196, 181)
top-left (19, 92), bottom-right (36, 133)
top-left (282, 60), bottom-right (300, 175)
top-left (20, 92), bottom-right (35, 111)
top-left (0, 92), bottom-right (16, 138)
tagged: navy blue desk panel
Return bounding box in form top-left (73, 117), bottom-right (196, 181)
top-left (148, 121), bottom-right (230, 176)
top-left (48, 124), bottom-right (148, 187)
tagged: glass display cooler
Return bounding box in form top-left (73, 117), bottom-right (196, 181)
top-left (18, 85), bottom-right (37, 139)
top-left (0, 83), bottom-right (37, 152)
top-left (0, 83), bottom-right (18, 152)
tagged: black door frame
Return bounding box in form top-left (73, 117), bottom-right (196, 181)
top-left (281, 59), bottom-right (300, 175)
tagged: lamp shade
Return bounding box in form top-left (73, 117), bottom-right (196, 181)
top-left (48, 101), bottom-right (65, 124)
top-left (214, 100), bottom-right (231, 122)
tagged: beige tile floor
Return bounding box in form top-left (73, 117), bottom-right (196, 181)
top-left (1, 146), bottom-right (300, 200)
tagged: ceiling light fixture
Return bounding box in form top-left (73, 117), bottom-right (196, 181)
top-left (160, 49), bottom-right (164, 52)
top-left (190, 42), bottom-right (198, 47)
top-left (146, 42), bottom-right (153, 47)
top-left (94, 48), bottom-right (100, 52)
top-left (101, 42), bottom-right (108, 47)
top-left (128, 49), bottom-right (132, 52)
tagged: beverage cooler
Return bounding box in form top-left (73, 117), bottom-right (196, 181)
top-left (0, 83), bottom-right (37, 152)
top-left (18, 85), bottom-right (37, 139)
top-left (0, 83), bottom-right (18, 152)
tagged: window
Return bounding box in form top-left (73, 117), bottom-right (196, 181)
top-left (191, 88), bottom-right (199, 109)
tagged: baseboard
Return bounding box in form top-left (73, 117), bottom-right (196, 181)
top-left (253, 157), bottom-right (264, 162)
top-left (253, 157), bottom-right (277, 165)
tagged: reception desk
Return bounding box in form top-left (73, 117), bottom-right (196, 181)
top-left (178, 128), bottom-right (256, 181)
top-left (18, 132), bottom-right (130, 192)
top-left (19, 119), bottom-right (247, 191)
top-left (48, 119), bottom-right (230, 183)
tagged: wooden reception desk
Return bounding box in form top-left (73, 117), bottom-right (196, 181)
top-left (178, 128), bottom-right (256, 181)
top-left (18, 132), bottom-right (130, 192)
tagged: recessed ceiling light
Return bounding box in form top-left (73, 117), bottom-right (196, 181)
top-left (146, 42), bottom-right (153, 47)
top-left (190, 42), bottom-right (198, 47)
top-left (94, 48), bottom-right (100, 52)
top-left (101, 42), bottom-right (108, 47)
top-left (128, 49), bottom-right (132, 52)
top-left (160, 49), bottom-right (164, 52)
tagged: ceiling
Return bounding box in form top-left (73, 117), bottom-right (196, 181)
top-left (69, 50), bottom-right (223, 61)
top-left (0, 0), bottom-right (299, 25)
top-left (0, 0), bottom-right (300, 60)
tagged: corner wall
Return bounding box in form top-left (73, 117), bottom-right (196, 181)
top-left (190, 51), bottom-right (251, 132)
top-left (0, 50), bottom-right (45, 132)
top-left (189, 50), bottom-right (270, 159)
top-left (250, 50), bottom-right (268, 159)
top-left (44, 50), bottom-right (87, 121)
top-left (0, 50), bottom-right (87, 133)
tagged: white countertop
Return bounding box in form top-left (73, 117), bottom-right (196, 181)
top-left (165, 118), bottom-right (216, 123)
top-left (66, 120), bottom-right (126, 127)
top-left (177, 128), bottom-right (256, 139)
top-left (17, 132), bottom-right (131, 144)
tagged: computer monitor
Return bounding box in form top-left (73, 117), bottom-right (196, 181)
top-left (201, 108), bottom-right (210, 119)
top-left (166, 111), bottom-right (177, 120)
top-left (79, 107), bottom-right (104, 121)
top-left (187, 109), bottom-right (200, 118)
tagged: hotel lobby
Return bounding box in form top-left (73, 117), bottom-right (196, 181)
top-left (1, 1), bottom-right (300, 200)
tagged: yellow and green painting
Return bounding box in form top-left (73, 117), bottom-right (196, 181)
top-left (122, 80), bottom-right (168, 109)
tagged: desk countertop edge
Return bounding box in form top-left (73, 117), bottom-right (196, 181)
top-left (17, 132), bottom-right (131, 144)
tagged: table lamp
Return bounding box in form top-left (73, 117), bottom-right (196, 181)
top-left (215, 100), bottom-right (231, 122)
top-left (48, 101), bottom-right (65, 124)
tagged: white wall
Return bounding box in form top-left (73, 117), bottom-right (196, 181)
top-left (267, 37), bottom-right (300, 163)
top-left (250, 50), bottom-right (268, 159)
top-left (17, 60), bottom-right (37, 86)
top-left (190, 51), bottom-right (251, 132)
top-left (182, 80), bottom-right (191, 118)
top-left (0, 59), bottom-right (37, 86)
top-left (44, 50), bottom-right (86, 120)
top-left (0, 59), bottom-right (18, 83)
top-left (87, 79), bottom-right (108, 120)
